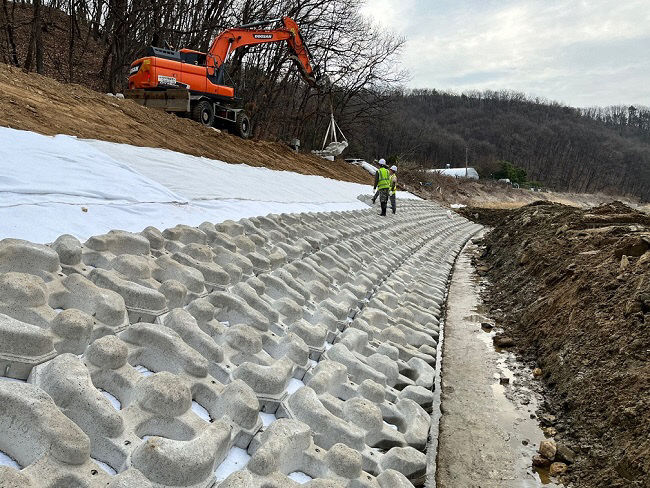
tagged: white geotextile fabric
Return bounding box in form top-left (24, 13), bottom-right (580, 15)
top-left (0, 128), bottom-right (371, 243)
top-left (86, 139), bottom-right (368, 204)
top-left (0, 128), bottom-right (182, 205)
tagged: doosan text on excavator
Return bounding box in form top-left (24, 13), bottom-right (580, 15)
top-left (125, 16), bottom-right (324, 138)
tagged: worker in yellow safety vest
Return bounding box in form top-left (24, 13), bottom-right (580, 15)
top-left (389, 165), bottom-right (398, 214)
top-left (372, 159), bottom-right (391, 216)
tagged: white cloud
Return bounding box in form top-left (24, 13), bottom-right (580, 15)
top-left (361, 0), bottom-right (650, 106)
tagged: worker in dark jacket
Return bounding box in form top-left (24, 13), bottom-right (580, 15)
top-left (389, 165), bottom-right (398, 214)
top-left (372, 159), bottom-right (391, 216)
top-left (371, 159), bottom-right (385, 205)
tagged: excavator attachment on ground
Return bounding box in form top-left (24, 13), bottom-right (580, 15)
top-left (124, 88), bottom-right (190, 112)
top-left (125, 17), bottom-right (323, 139)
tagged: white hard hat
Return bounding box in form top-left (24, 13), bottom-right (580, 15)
top-left (390, 165), bottom-right (397, 172)
top-left (378, 158), bottom-right (387, 166)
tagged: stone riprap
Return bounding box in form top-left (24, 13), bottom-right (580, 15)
top-left (0, 200), bottom-right (480, 488)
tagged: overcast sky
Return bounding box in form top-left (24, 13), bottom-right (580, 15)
top-left (361, 0), bottom-right (650, 108)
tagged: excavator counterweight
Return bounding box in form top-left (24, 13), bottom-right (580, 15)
top-left (125, 16), bottom-right (322, 138)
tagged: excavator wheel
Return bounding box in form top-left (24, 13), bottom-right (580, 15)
top-left (192, 100), bottom-right (214, 127)
top-left (235, 111), bottom-right (252, 139)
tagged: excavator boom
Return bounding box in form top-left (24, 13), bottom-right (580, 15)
top-left (207, 16), bottom-right (319, 87)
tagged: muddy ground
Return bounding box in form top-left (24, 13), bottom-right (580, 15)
top-left (470, 202), bottom-right (649, 487)
top-left (0, 63), bottom-right (371, 184)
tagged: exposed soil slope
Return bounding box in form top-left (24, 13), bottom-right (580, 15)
top-left (399, 169), bottom-right (632, 210)
top-left (0, 63), bottom-right (371, 184)
top-left (475, 202), bottom-right (650, 487)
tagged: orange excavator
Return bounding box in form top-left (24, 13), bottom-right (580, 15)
top-left (125, 17), bottom-right (324, 138)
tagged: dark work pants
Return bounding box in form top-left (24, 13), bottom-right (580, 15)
top-left (390, 194), bottom-right (396, 214)
top-left (379, 189), bottom-right (389, 216)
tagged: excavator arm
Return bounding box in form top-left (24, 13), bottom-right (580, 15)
top-left (207, 16), bottom-right (322, 88)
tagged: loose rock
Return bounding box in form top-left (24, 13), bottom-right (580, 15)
top-left (493, 335), bottom-right (515, 348)
top-left (532, 454), bottom-right (551, 468)
top-left (543, 427), bottom-right (557, 437)
top-left (539, 439), bottom-right (557, 460)
top-left (620, 254), bottom-right (629, 270)
top-left (549, 461), bottom-right (568, 476)
top-left (555, 443), bottom-right (576, 464)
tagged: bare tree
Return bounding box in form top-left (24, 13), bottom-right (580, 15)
top-left (0, 0), bottom-right (19, 65)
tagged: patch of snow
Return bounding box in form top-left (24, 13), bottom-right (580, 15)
top-left (288, 471), bottom-right (313, 483)
top-left (260, 412), bottom-right (277, 427)
top-left (428, 167), bottom-right (480, 179)
top-left (450, 203), bottom-right (466, 208)
top-left (92, 458), bottom-right (117, 475)
top-left (286, 378), bottom-right (305, 394)
top-left (324, 342), bottom-right (333, 351)
top-left (0, 450), bottom-right (20, 469)
top-left (99, 389), bottom-right (121, 410)
top-left (214, 447), bottom-right (251, 481)
top-left (383, 420), bottom-right (399, 431)
top-left (191, 401), bottom-right (211, 422)
top-left (134, 365), bottom-right (154, 376)
top-left (0, 377), bottom-right (26, 383)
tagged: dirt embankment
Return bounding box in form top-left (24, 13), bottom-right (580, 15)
top-left (472, 202), bottom-right (649, 487)
top-left (0, 63), bottom-right (371, 184)
top-left (398, 169), bottom-right (641, 210)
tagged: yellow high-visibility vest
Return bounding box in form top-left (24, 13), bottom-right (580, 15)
top-left (390, 174), bottom-right (397, 195)
top-left (377, 167), bottom-right (391, 190)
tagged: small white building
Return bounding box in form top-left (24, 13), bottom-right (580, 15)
top-left (428, 167), bottom-right (480, 180)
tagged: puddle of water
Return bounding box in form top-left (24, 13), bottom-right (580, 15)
top-left (437, 239), bottom-right (563, 488)
top-left (214, 447), bottom-right (251, 481)
top-left (474, 290), bottom-right (562, 487)
top-left (534, 466), bottom-right (553, 484)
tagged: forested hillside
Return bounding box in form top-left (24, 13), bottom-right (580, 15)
top-left (349, 90), bottom-right (650, 200)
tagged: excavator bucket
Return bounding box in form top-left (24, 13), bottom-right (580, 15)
top-left (124, 88), bottom-right (190, 112)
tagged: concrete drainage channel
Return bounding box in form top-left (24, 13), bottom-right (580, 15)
top-left (0, 199), bottom-right (480, 488)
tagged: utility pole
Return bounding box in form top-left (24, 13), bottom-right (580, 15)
top-left (465, 146), bottom-right (468, 178)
